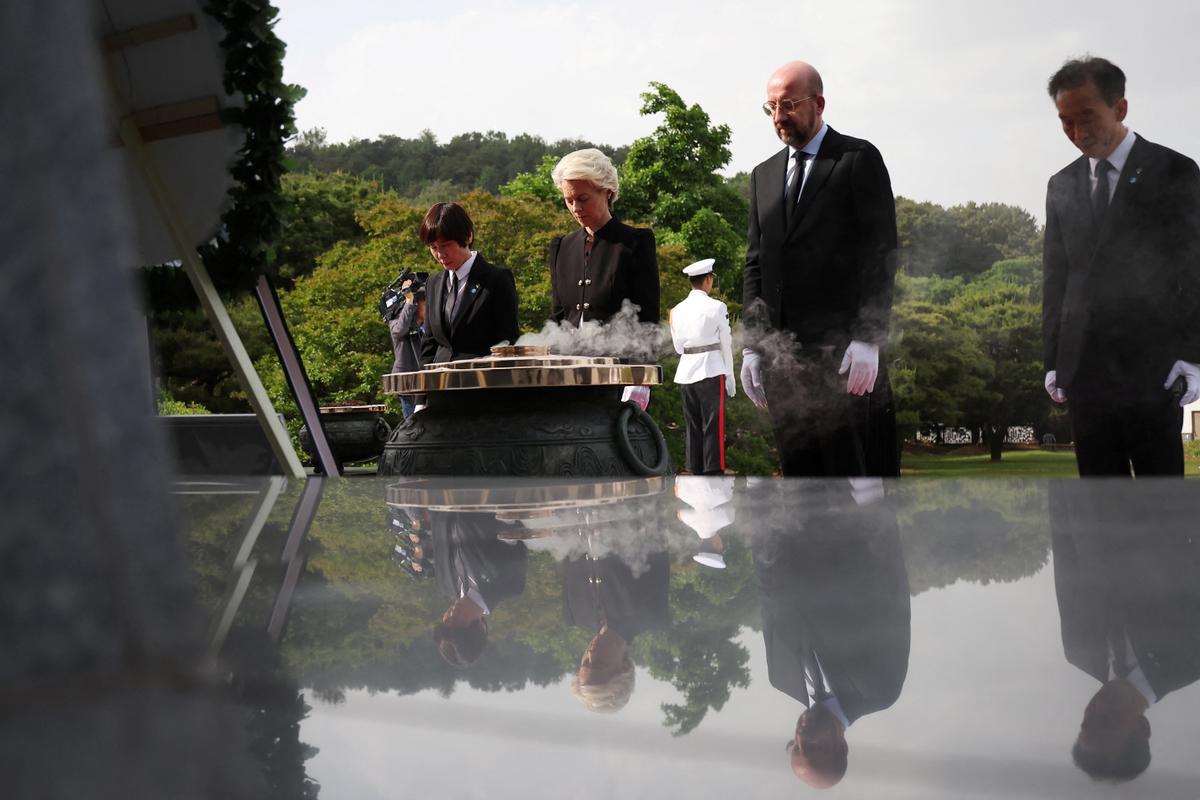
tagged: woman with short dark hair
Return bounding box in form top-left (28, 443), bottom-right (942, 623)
top-left (418, 202), bottom-right (520, 366)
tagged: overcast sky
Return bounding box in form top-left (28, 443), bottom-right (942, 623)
top-left (273, 0), bottom-right (1200, 220)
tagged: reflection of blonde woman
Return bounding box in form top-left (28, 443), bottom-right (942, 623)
top-left (571, 627), bottom-right (636, 713)
top-left (563, 548), bottom-right (670, 714)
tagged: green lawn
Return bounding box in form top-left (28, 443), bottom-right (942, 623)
top-left (902, 445), bottom-right (1200, 478)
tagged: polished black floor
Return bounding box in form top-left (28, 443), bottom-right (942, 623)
top-left (179, 477), bottom-right (1200, 799)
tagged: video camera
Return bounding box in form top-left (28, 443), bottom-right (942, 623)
top-left (379, 268), bottom-right (428, 322)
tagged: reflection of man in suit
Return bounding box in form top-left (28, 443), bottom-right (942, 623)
top-left (1042, 57), bottom-right (1200, 476)
top-left (753, 480), bottom-right (909, 788)
top-left (563, 545), bottom-right (670, 713)
top-left (419, 202), bottom-right (521, 366)
top-left (1050, 482), bottom-right (1200, 780)
top-left (741, 61), bottom-right (899, 477)
top-left (431, 511), bottom-right (528, 666)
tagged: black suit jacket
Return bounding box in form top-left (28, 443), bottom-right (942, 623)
top-left (432, 511), bottom-right (528, 612)
top-left (562, 550), bottom-right (670, 643)
top-left (753, 482), bottom-right (910, 724)
top-left (1050, 482), bottom-right (1200, 700)
top-left (743, 127), bottom-right (898, 349)
top-left (549, 218), bottom-right (659, 326)
top-left (421, 255), bottom-right (520, 364)
top-left (1043, 134), bottom-right (1200, 396)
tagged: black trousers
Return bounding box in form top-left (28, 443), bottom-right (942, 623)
top-left (1068, 389), bottom-right (1184, 476)
top-left (764, 353), bottom-right (899, 478)
top-left (681, 375), bottom-right (726, 475)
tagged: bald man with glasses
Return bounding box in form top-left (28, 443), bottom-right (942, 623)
top-left (742, 61), bottom-right (900, 477)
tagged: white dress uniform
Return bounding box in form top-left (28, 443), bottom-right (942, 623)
top-left (675, 475), bottom-right (736, 569)
top-left (669, 259), bottom-right (736, 474)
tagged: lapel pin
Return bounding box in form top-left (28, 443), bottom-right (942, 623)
top-left (1129, 167), bottom-right (1143, 184)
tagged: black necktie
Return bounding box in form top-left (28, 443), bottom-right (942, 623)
top-left (803, 648), bottom-right (830, 702)
top-left (445, 271), bottom-right (459, 320)
top-left (1092, 159), bottom-right (1113, 227)
top-left (787, 151), bottom-right (807, 222)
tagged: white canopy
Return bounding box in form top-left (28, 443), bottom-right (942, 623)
top-left (100, 1), bottom-right (243, 265)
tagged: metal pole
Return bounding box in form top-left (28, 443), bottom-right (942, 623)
top-left (255, 275), bottom-right (341, 476)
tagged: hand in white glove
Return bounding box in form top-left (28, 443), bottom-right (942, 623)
top-left (1164, 360), bottom-right (1200, 406)
top-left (1044, 370), bottom-right (1067, 403)
top-left (726, 376), bottom-right (736, 399)
top-left (838, 341), bottom-right (879, 396)
top-left (621, 385), bottom-right (651, 410)
top-left (413, 403), bottom-right (427, 414)
top-left (740, 350), bottom-right (768, 409)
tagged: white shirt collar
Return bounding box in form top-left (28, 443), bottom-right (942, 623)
top-left (1126, 665), bottom-right (1157, 706)
top-left (449, 251), bottom-right (478, 286)
top-left (1090, 128), bottom-right (1135, 176)
top-left (789, 122), bottom-right (830, 160)
top-left (465, 585), bottom-right (490, 615)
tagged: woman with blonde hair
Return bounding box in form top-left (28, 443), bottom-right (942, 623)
top-left (548, 148), bottom-right (659, 328)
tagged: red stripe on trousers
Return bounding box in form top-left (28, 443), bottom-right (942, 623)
top-left (718, 375), bottom-right (726, 472)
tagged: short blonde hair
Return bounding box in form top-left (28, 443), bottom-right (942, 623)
top-left (552, 148), bottom-right (620, 204)
top-left (570, 656), bottom-right (635, 713)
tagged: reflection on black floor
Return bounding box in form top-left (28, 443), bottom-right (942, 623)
top-left (172, 477), bottom-right (1200, 798)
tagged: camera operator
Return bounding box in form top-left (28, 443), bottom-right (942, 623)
top-left (387, 272), bottom-right (427, 418)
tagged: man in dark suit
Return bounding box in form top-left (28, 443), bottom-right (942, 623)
top-left (1042, 57), bottom-right (1200, 476)
top-left (1050, 481), bottom-right (1200, 780)
top-left (418, 202), bottom-right (521, 367)
top-left (741, 61), bottom-right (899, 477)
top-left (753, 479), bottom-right (910, 788)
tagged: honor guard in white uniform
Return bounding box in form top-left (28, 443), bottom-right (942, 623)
top-left (669, 259), bottom-right (736, 474)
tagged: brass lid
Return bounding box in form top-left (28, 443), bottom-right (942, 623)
top-left (383, 345), bottom-right (662, 394)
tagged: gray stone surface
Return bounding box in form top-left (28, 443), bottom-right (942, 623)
top-left (0, 3), bottom-right (261, 796)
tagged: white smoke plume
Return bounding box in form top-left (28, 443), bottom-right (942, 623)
top-left (515, 300), bottom-right (672, 363)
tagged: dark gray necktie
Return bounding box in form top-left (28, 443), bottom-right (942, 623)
top-left (1092, 159), bottom-right (1114, 227)
top-left (787, 151), bottom-right (808, 222)
top-left (444, 271), bottom-right (459, 320)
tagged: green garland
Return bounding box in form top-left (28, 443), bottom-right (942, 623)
top-left (199, 0), bottom-right (305, 291)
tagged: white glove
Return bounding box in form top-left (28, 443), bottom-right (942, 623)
top-left (1164, 360), bottom-right (1200, 406)
top-left (740, 350), bottom-right (767, 409)
top-left (622, 385), bottom-right (651, 410)
top-left (726, 375), bottom-right (736, 399)
top-left (1044, 370), bottom-right (1067, 403)
top-left (413, 403), bottom-right (427, 414)
top-left (838, 341), bottom-right (879, 396)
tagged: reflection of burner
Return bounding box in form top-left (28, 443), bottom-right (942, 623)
top-left (386, 476), bottom-right (666, 516)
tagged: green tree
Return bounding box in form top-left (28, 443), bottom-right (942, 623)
top-left (951, 282), bottom-right (1045, 461)
top-left (498, 153), bottom-right (562, 204)
top-left (289, 128), bottom-right (626, 199)
top-left (618, 83), bottom-right (748, 293)
top-left (276, 170), bottom-right (392, 285)
top-left (896, 197), bottom-right (1042, 280)
top-left (890, 299), bottom-right (991, 441)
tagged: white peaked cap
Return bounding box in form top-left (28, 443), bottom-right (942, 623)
top-left (682, 258), bottom-right (716, 277)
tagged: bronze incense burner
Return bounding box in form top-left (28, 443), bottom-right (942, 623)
top-left (378, 346), bottom-right (670, 477)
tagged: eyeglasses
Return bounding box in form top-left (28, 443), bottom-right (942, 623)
top-left (762, 96), bottom-right (815, 116)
